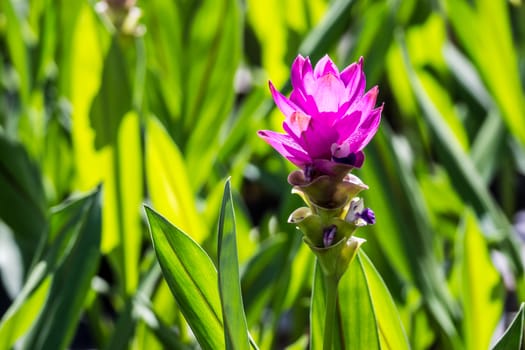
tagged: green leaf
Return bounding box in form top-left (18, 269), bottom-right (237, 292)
top-left (399, 37), bottom-right (525, 292)
top-left (459, 210), bottom-right (504, 350)
top-left (217, 178), bottom-right (250, 349)
top-left (360, 252), bottom-right (410, 350)
top-left (146, 206), bottom-right (225, 349)
top-left (184, 0), bottom-right (242, 191)
top-left (444, 0), bottom-right (525, 147)
top-left (337, 253), bottom-right (380, 350)
top-left (360, 126), bottom-right (462, 349)
top-left (241, 235), bottom-right (288, 326)
top-left (16, 188), bottom-right (102, 350)
top-left (0, 134), bottom-right (47, 272)
top-left (0, 264), bottom-right (50, 349)
top-left (89, 38), bottom-right (133, 150)
top-left (491, 303), bottom-right (525, 350)
top-left (0, 0), bottom-right (30, 105)
top-left (146, 117), bottom-right (206, 242)
top-left (310, 251), bottom-right (408, 350)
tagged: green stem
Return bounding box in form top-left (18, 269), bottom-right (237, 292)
top-left (323, 275), bottom-right (339, 350)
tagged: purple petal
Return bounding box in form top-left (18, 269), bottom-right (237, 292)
top-left (359, 208), bottom-right (376, 225)
top-left (291, 55), bottom-right (316, 98)
top-left (300, 118), bottom-right (338, 159)
top-left (289, 89), bottom-right (319, 116)
top-left (269, 81), bottom-right (301, 119)
top-left (352, 151), bottom-right (365, 168)
top-left (313, 55), bottom-right (339, 78)
top-left (283, 111), bottom-right (311, 138)
top-left (341, 57), bottom-right (366, 102)
top-left (258, 130), bottom-right (311, 166)
top-left (334, 110), bottom-right (362, 144)
top-left (354, 86), bottom-right (378, 117)
top-left (291, 55), bottom-right (307, 91)
top-left (312, 73), bottom-right (345, 112)
top-left (343, 106), bottom-right (382, 152)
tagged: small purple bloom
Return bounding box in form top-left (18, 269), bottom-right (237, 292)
top-left (345, 197), bottom-right (375, 227)
top-left (258, 54), bottom-right (382, 171)
top-left (323, 225), bottom-right (337, 247)
top-left (358, 208), bottom-right (376, 225)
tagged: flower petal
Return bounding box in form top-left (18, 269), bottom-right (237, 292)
top-left (313, 73), bottom-right (345, 112)
top-left (341, 57), bottom-right (366, 103)
top-left (257, 130), bottom-right (310, 166)
top-left (342, 106), bottom-right (382, 152)
top-left (269, 81), bottom-right (301, 119)
top-left (313, 55), bottom-right (339, 78)
top-left (283, 111), bottom-right (311, 138)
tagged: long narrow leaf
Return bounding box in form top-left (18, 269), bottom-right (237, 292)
top-left (311, 250), bottom-right (407, 350)
top-left (146, 207), bottom-right (224, 349)
top-left (491, 303), bottom-right (525, 350)
top-left (217, 179), bottom-right (250, 349)
top-left (19, 188), bottom-right (102, 350)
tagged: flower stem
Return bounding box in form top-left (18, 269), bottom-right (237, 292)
top-left (323, 274), bottom-right (339, 350)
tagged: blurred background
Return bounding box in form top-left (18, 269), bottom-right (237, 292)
top-left (1, 0), bottom-right (525, 349)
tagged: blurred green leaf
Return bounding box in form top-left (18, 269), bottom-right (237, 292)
top-left (0, 0), bottom-right (30, 105)
top-left (184, 0), bottom-right (242, 192)
top-left (400, 36), bottom-right (525, 290)
top-left (89, 38), bottom-right (132, 150)
top-left (444, 0), bottom-right (525, 147)
top-left (146, 206), bottom-right (225, 349)
top-left (458, 210), bottom-right (503, 350)
top-left (0, 134), bottom-right (47, 272)
top-left (360, 126), bottom-right (462, 349)
top-left (491, 303), bottom-right (524, 350)
top-left (18, 188), bottom-right (102, 350)
top-left (0, 264), bottom-right (50, 349)
top-left (217, 178), bottom-right (250, 349)
top-left (146, 117), bottom-right (206, 242)
top-left (241, 234), bottom-right (288, 326)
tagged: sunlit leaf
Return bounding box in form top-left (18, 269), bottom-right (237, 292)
top-left (0, 135), bottom-right (47, 271)
top-left (311, 251), bottom-right (408, 350)
top-left (146, 207), bottom-right (224, 349)
top-left (18, 188), bottom-right (102, 350)
top-left (145, 117), bottom-right (206, 242)
top-left (459, 210), bottom-right (503, 350)
top-left (217, 178), bottom-right (250, 349)
top-left (491, 303), bottom-right (524, 350)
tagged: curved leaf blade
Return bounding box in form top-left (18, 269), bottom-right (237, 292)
top-left (491, 303), bottom-right (524, 350)
top-left (146, 206), bottom-right (224, 349)
top-left (360, 252), bottom-right (410, 350)
top-left (217, 179), bottom-right (250, 349)
top-left (19, 188), bottom-right (102, 350)
top-left (310, 250), bottom-right (409, 350)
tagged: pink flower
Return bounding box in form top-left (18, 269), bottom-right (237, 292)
top-left (258, 54), bottom-right (382, 173)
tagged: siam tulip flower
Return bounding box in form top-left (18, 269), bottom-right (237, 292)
top-left (258, 54), bottom-right (382, 177)
top-left (258, 54), bottom-right (381, 349)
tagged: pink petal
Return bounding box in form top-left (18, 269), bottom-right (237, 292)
top-left (291, 55), bottom-right (307, 91)
top-left (313, 55), bottom-right (339, 78)
top-left (283, 111), bottom-right (311, 138)
top-left (300, 118), bottom-right (338, 159)
top-left (289, 89), bottom-right (319, 116)
top-left (352, 86), bottom-right (378, 117)
top-left (334, 110), bottom-right (362, 143)
top-left (353, 151), bottom-right (365, 167)
top-left (343, 105), bottom-right (382, 152)
top-left (341, 57), bottom-right (366, 103)
top-left (269, 81), bottom-right (301, 119)
top-left (257, 130), bottom-right (310, 166)
top-left (313, 73), bottom-right (345, 112)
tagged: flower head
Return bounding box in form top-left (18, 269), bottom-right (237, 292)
top-left (258, 54), bottom-right (382, 174)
